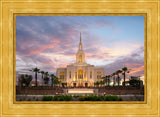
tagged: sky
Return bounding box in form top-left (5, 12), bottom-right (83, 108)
top-left (16, 16), bottom-right (144, 83)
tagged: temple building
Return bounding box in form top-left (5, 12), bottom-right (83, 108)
top-left (56, 31), bottom-right (104, 87)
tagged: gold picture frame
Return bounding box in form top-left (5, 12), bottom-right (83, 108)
top-left (13, 13), bottom-right (147, 105)
top-left (0, 0), bottom-right (160, 116)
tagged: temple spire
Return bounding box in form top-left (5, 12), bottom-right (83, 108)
top-left (79, 30), bottom-right (82, 50)
top-left (80, 29), bottom-right (81, 43)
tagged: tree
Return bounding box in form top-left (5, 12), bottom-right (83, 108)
top-left (50, 74), bottom-right (56, 86)
top-left (18, 74), bottom-right (32, 87)
top-left (18, 74), bottom-right (25, 87)
top-left (103, 75), bottom-right (110, 86)
top-left (96, 81), bottom-right (100, 87)
top-left (106, 75), bottom-right (111, 86)
top-left (39, 71), bottom-right (45, 86)
top-left (24, 75), bottom-right (33, 86)
top-left (44, 72), bottom-right (49, 86)
top-left (112, 73), bottom-right (116, 86)
top-left (129, 79), bottom-right (140, 88)
top-left (115, 70), bottom-right (122, 86)
top-left (54, 78), bottom-right (60, 87)
top-left (94, 81), bottom-right (99, 87)
top-left (62, 83), bottom-right (67, 88)
top-left (44, 76), bottom-right (49, 86)
top-left (29, 67), bottom-right (40, 87)
top-left (101, 76), bottom-right (106, 86)
top-left (122, 67), bottom-right (130, 86)
top-left (50, 74), bottom-right (60, 87)
top-left (94, 82), bottom-right (96, 87)
top-left (99, 80), bottom-right (104, 87)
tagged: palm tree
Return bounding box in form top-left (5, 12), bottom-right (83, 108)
top-left (94, 82), bottom-right (96, 87)
top-left (50, 74), bottom-right (60, 87)
top-left (29, 67), bottom-right (40, 87)
top-left (44, 72), bottom-right (49, 86)
top-left (112, 73), bottom-right (116, 86)
top-left (106, 75), bottom-right (111, 86)
top-left (54, 78), bottom-right (60, 87)
top-left (94, 81), bottom-right (100, 87)
top-left (122, 67), bottom-right (130, 86)
top-left (99, 80), bottom-right (104, 87)
top-left (50, 74), bottom-right (56, 87)
top-left (39, 71), bottom-right (45, 86)
top-left (101, 76), bottom-right (106, 86)
top-left (116, 70), bottom-right (122, 86)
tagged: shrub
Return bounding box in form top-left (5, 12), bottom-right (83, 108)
top-left (53, 95), bottom-right (72, 101)
top-left (73, 95), bottom-right (79, 98)
top-left (79, 95), bottom-right (102, 101)
top-left (97, 96), bottom-right (102, 101)
top-left (79, 96), bottom-right (86, 101)
top-left (59, 96), bottom-right (64, 101)
top-left (105, 95), bottom-right (113, 101)
top-left (104, 95), bottom-right (120, 101)
top-left (64, 95), bottom-right (72, 101)
top-left (53, 95), bottom-right (59, 101)
top-left (112, 96), bottom-right (119, 101)
top-left (42, 96), bottom-right (53, 101)
top-left (118, 97), bottom-right (123, 101)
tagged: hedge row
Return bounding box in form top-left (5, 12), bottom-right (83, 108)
top-left (42, 95), bottom-right (123, 101)
top-left (42, 95), bottom-right (72, 101)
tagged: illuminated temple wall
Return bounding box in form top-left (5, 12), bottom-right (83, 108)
top-left (56, 31), bottom-right (105, 87)
top-left (56, 65), bottom-right (104, 87)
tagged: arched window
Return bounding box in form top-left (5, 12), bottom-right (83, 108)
top-left (75, 72), bottom-right (77, 81)
top-left (90, 72), bottom-right (92, 78)
top-left (97, 72), bottom-right (101, 79)
top-left (69, 71), bottom-right (71, 78)
top-left (60, 72), bottom-right (64, 81)
top-left (79, 55), bottom-right (82, 62)
top-left (78, 69), bottom-right (83, 79)
top-left (84, 72), bottom-right (86, 81)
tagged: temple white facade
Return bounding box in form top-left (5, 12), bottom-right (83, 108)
top-left (56, 31), bottom-right (104, 87)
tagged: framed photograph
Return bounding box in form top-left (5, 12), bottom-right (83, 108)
top-left (0, 0), bottom-right (160, 116)
top-left (15, 15), bottom-right (145, 103)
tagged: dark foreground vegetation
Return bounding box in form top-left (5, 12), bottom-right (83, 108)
top-left (22, 95), bottom-right (123, 101)
top-left (16, 94), bottom-right (144, 101)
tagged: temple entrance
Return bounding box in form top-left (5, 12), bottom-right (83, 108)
top-left (73, 83), bottom-right (76, 87)
top-left (78, 82), bottom-right (83, 87)
top-left (85, 83), bottom-right (88, 87)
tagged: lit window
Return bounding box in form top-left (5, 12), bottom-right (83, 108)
top-left (75, 72), bottom-right (77, 81)
top-left (84, 72), bottom-right (86, 81)
top-left (79, 55), bottom-right (82, 62)
top-left (60, 72), bottom-right (64, 81)
top-left (97, 72), bottom-right (101, 79)
top-left (69, 71), bottom-right (71, 78)
top-left (90, 72), bottom-right (92, 78)
top-left (78, 69), bottom-right (83, 79)
top-left (84, 72), bottom-right (86, 77)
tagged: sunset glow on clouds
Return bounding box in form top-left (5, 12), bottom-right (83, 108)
top-left (16, 16), bottom-right (144, 81)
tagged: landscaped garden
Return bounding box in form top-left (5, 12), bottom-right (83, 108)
top-left (17, 95), bottom-right (123, 101)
